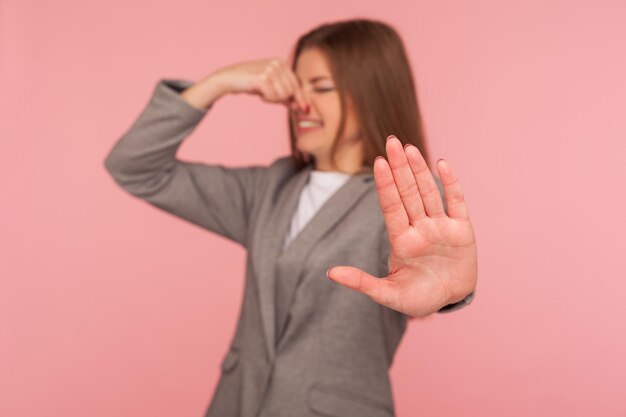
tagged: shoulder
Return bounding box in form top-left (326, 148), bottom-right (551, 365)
top-left (266, 155), bottom-right (306, 178)
top-left (269, 155), bottom-right (294, 169)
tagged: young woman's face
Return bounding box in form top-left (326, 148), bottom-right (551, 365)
top-left (291, 47), bottom-right (362, 171)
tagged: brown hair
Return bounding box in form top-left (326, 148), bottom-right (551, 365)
top-left (288, 18), bottom-right (432, 172)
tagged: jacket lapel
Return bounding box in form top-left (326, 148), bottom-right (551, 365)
top-left (254, 162), bottom-right (311, 362)
top-left (254, 162), bottom-right (375, 362)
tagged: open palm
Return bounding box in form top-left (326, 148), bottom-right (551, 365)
top-left (327, 135), bottom-right (478, 318)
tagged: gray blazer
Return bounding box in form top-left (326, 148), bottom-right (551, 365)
top-left (104, 79), bottom-right (475, 417)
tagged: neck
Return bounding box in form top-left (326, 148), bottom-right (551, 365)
top-left (312, 141), bottom-right (365, 174)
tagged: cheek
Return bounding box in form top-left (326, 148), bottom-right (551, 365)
top-left (315, 97), bottom-right (342, 132)
top-left (321, 108), bottom-right (360, 141)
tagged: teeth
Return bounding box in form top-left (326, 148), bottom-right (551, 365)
top-left (298, 120), bottom-right (323, 128)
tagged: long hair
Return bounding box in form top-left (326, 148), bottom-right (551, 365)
top-left (288, 18), bottom-right (432, 172)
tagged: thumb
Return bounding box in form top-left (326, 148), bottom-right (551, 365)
top-left (327, 266), bottom-right (391, 305)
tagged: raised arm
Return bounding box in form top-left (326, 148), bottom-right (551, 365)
top-left (104, 77), bottom-right (267, 247)
top-left (104, 59), bottom-right (308, 248)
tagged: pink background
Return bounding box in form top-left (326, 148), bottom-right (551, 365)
top-left (2, 1), bottom-right (625, 416)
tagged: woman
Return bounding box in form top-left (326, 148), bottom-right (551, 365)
top-left (105, 18), bottom-right (477, 417)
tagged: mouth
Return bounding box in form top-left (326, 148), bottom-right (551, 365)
top-left (296, 119), bottom-right (324, 134)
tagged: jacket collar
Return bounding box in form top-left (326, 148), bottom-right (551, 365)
top-left (253, 161), bottom-right (375, 362)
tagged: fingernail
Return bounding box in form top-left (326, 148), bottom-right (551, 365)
top-left (386, 135), bottom-right (396, 142)
top-left (326, 268), bottom-right (332, 279)
top-left (375, 155), bottom-right (384, 162)
top-left (404, 143), bottom-right (411, 149)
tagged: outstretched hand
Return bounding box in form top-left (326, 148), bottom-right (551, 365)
top-left (326, 135), bottom-right (478, 318)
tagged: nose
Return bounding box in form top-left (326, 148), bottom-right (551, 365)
top-left (289, 84), bottom-right (313, 113)
top-left (299, 83), bottom-right (318, 111)
top-left (289, 97), bottom-right (310, 114)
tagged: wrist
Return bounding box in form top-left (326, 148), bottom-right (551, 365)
top-left (181, 71), bottom-right (230, 110)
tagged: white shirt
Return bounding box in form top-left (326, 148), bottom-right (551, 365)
top-left (282, 170), bottom-right (352, 251)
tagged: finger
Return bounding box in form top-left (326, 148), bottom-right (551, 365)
top-left (263, 60), bottom-right (288, 101)
top-left (436, 159), bottom-right (470, 219)
top-left (270, 73), bottom-right (289, 101)
top-left (257, 80), bottom-right (279, 102)
top-left (373, 154), bottom-right (409, 242)
top-left (327, 265), bottom-right (399, 309)
top-left (274, 67), bottom-right (299, 108)
top-left (404, 143), bottom-right (446, 217)
top-left (283, 67), bottom-right (308, 111)
top-left (385, 135), bottom-right (427, 223)
top-left (256, 72), bottom-right (280, 101)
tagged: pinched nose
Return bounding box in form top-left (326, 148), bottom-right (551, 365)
top-left (288, 99), bottom-right (310, 113)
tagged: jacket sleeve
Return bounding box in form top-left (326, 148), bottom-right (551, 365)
top-left (377, 176), bottom-right (475, 314)
top-left (103, 78), bottom-right (269, 249)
